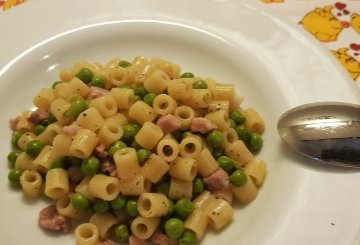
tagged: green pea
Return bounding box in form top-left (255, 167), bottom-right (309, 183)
top-left (47, 113), bottom-right (57, 124)
top-left (229, 119), bottom-right (236, 128)
top-left (92, 199), bottom-right (110, 213)
top-left (90, 75), bottom-right (106, 88)
top-left (155, 181), bottom-right (170, 196)
top-left (114, 224), bottom-right (130, 242)
top-left (172, 130), bottom-right (182, 142)
top-left (108, 140), bottom-right (127, 157)
top-left (68, 156), bottom-right (82, 165)
top-left (175, 199), bottom-right (194, 218)
top-left (111, 195), bottom-right (127, 210)
top-left (164, 217), bottom-right (185, 240)
top-left (118, 60), bottom-right (132, 68)
top-left (179, 230), bottom-right (198, 245)
top-left (248, 133), bottom-right (263, 152)
top-left (181, 131), bottom-right (193, 140)
top-left (217, 156), bottom-right (235, 173)
top-left (66, 97), bottom-right (88, 118)
top-left (229, 169), bottom-right (247, 187)
top-left (143, 93), bottom-right (157, 106)
top-left (206, 130), bottom-right (224, 149)
top-left (126, 199), bottom-right (139, 217)
top-left (25, 140), bottom-right (44, 157)
top-left (75, 67), bottom-right (94, 84)
top-left (8, 169), bottom-right (22, 186)
top-left (34, 124), bottom-right (47, 135)
top-left (81, 156), bottom-right (100, 176)
top-left (180, 72), bottom-right (195, 78)
top-left (131, 141), bottom-right (142, 151)
top-left (192, 80), bottom-right (207, 89)
top-left (212, 148), bottom-right (224, 159)
top-left (71, 193), bottom-right (90, 210)
top-left (134, 95), bottom-right (141, 102)
top-left (7, 150), bottom-right (22, 167)
top-left (133, 86), bottom-right (148, 99)
top-left (230, 110), bottom-right (246, 125)
top-left (11, 131), bottom-right (23, 146)
top-left (235, 125), bottom-right (251, 142)
top-left (50, 158), bottom-right (65, 169)
top-left (192, 177), bottom-right (204, 196)
top-left (167, 200), bottom-right (175, 216)
top-left (122, 124), bottom-right (140, 144)
top-left (52, 81), bottom-right (62, 89)
top-left (137, 148), bottom-right (152, 166)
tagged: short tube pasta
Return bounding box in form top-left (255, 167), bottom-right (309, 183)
top-left (131, 216), bottom-right (160, 240)
top-left (33, 145), bottom-right (59, 173)
top-left (119, 174), bottom-right (151, 196)
top-left (138, 193), bottom-right (170, 217)
top-left (205, 110), bottom-right (230, 131)
top-left (152, 94), bottom-right (177, 115)
top-left (33, 88), bottom-right (57, 110)
top-left (135, 122), bottom-right (164, 150)
top-left (128, 101), bottom-right (157, 125)
top-left (174, 105), bottom-right (195, 130)
top-left (140, 153), bottom-right (170, 183)
top-left (56, 194), bottom-right (85, 219)
top-left (76, 107), bottom-right (105, 132)
top-left (184, 208), bottom-right (209, 239)
top-left (90, 212), bottom-right (118, 239)
top-left (89, 94), bottom-right (118, 118)
top-left (179, 135), bottom-right (202, 158)
top-left (20, 169), bottom-right (43, 198)
top-left (88, 174), bottom-right (120, 201)
top-left (225, 140), bottom-right (254, 167)
top-left (74, 223), bottom-right (99, 245)
top-left (169, 157), bottom-right (198, 182)
top-left (110, 87), bottom-right (135, 110)
top-left (156, 136), bottom-right (179, 162)
top-left (195, 148), bottom-right (218, 177)
top-left (169, 178), bottom-right (192, 200)
top-left (113, 147), bottom-right (140, 179)
top-left (45, 168), bottom-right (70, 199)
top-left (97, 118), bottom-right (124, 147)
top-left (204, 198), bottom-right (233, 230)
top-left (69, 128), bottom-right (98, 159)
top-left (167, 78), bottom-right (192, 100)
top-left (244, 108), bottom-right (265, 134)
top-left (143, 69), bottom-right (169, 94)
top-left (232, 175), bottom-right (258, 204)
top-left (244, 158), bottom-right (267, 187)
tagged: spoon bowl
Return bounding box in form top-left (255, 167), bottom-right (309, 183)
top-left (277, 102), bottom-right (360, 168)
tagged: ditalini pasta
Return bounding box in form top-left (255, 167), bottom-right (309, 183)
top-left (7, 56), bottom-right (267, 244)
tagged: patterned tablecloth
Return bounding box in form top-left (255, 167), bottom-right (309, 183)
top-left (1, 0), bottom-right (359, 87)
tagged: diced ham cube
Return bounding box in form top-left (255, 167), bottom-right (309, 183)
top-left (129, 235), bottom-right (149, 245)
top-left (38, 204), bottom-right (71, 232)
top-left (203, 168), bottom-right (229, 192)
top-left (87, 86), bottom-right (109, 99)
top-left (190, 117), bottom-right (217, 133)
top-left (28, 108), bottom-right (49, 124)
top-left (156, 114), bottom-right (182, 133)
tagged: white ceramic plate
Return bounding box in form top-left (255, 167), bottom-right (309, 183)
top-left (1, 1), bottom-right (360, 245)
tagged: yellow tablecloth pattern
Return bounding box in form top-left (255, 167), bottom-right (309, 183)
top-left (1, 0), bottom-right (359, 87)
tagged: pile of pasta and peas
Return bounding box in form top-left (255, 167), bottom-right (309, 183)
top-left (7, 56), bottom-right (267, 245)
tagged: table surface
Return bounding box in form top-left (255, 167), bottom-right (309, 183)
top-left (1, 0), bottom-right (359, 88)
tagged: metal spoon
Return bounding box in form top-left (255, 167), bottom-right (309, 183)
top-left (277, 102), bottom-right (360, 168)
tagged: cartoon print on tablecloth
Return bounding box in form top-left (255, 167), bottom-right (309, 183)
top-left (0, 0), bottom-right (26, 11)
top-left (299, 3), bottom-right (351, 42)
top-left (332, 44), bottom-right (360, 81)
top-left (351, 13), bottom-right (360, 35)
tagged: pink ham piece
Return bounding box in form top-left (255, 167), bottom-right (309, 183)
top-left (156, 114), bottom-right (182, 134)
top-left (129, 235), bottom-right (150, 245)
top-left (97, 239), bottom-right (116, 245)
top-left (28, 108), bottom-right (49, 124)
top-left (38, 204), bottom-right (71, 232)
top-left (190, 117), bottom-right (217, 133)
top-left (62, 124), bottom-right (82, 136)
top-left (100, 158), bottom-right (116, 174)
top-left (87, 86), bottom-right (109, 100)
top-left (150, 229), bottom-right (178, 245)
top-left (9, 116), bottom-right (20, 130)
top-left (203, 168), bottom-right (230, 192)
top-left (95, 143), bottom-right (108, 158)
